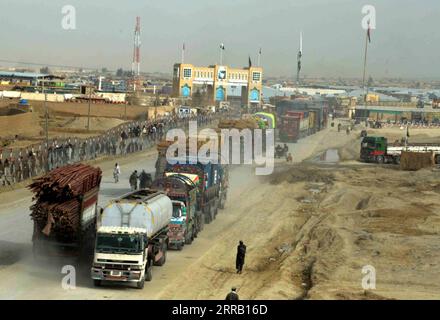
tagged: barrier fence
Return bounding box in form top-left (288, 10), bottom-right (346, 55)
top-left (0, 113), bottom-right (222, 187)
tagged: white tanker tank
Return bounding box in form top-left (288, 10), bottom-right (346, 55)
top-left (99, 191), bottom-right (172, 238)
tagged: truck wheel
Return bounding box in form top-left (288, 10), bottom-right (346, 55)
top-left (376, 155), bottom-right (384, 164)
top-left (199, 214), bottom-right (205, 231)
top-left (93, 279), bottom-right (102, 287)
top-left (204, 207), bottom-right (212, 224)
top-left (210, 205), bottom-right (215, 222)
top-left (185, 232), bottom-right (193, 245)
top-left (145, 262), bottom-right (153, 281)
top-left (155, 243), bottom-right (167, 266)
top-left (177, 243), bottom-right (184, 251)
top-left (136, 276), bottom-right (145, 289)
top-left (394, 156), bottom-right (401, 165)
top-left (219, 196), bottom-right (225, 209)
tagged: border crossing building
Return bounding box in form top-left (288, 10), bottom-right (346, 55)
top-left (172, 63), bottom-right (263, 107)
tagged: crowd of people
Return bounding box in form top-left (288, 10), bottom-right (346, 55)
top-left (0, 113), bottom-right (216, 187)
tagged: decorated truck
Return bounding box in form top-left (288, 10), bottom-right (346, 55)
top-left (164, 158), bottom-right (226, 224)
top-left (151, 174), bottom-right (202, 250)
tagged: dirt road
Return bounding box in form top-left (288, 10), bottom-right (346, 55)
top-left (1, 123), bottom-right (439, 299)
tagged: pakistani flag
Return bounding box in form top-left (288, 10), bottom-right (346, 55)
top-left (367, 20), bottom-right (372, 43)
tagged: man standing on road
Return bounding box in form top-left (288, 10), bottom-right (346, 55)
top-left (236, 240), bottom-right (246, 274)
top-left (129, 170), bottom-right (138, 191)
top-left (113, 163), bottom-right (121, 183)
top-left (139, 170), bottom-right (151, 189)
top-left (225, 287), bottom-right (239, 300)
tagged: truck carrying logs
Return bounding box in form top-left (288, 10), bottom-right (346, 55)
top-left (28, 164), bottom-right (102, 258)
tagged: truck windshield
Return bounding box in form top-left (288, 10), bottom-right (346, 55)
top-left (362, 138), bottom-right (377, 148)
top-left (172, 204), bottom-right (182, 218)
top-left (96, 234), bottom-right (142, 254)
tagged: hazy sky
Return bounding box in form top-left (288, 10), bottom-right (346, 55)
top-left (1, 0), bottom-right (439, 79)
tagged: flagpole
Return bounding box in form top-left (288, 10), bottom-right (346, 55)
top-left (362, 29), bottom-right (369, 103)
top-left (258, 48), bottom-right (261, 67)
top-left (181, 42), bottom-right (185, 64)
top-left (220, 47), bottom-right (223, 65)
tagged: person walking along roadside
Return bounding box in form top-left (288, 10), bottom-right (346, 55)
top-left (129, 170), bottom-right (138, 191)
top-left (236, 240), bottom-right (246, 274)
top-left (113, 163), bottom-right (121, 183)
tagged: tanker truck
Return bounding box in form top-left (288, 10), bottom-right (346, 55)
top-left (91, 190), bottom-right (172, 289)
top-left (151, 174), bottom-right (202, 250)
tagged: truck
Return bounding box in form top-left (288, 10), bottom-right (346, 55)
top-left (286, 110), bottom-right (310, 138)
top-left (29, 164), bottom-right (102, 259)
top-left (279, 114), bottom-right (300, 142)
top-left (151, 174), bottom-right (202, 250)
top-left (91, 190), bottom-right (172, 289)
top-left (31, 187), bottom-right (100, 258)
top-left (360, 136), bottom-right (440, 164)
top-left (164, 159), bottom-right (225, 224)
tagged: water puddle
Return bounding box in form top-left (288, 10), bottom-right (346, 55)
top-left (313, 149), bottom-right (340, 164)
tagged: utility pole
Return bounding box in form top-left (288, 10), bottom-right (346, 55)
top-left (42, 78), bottom-right (49, 172)
top-left (362, 22), bottom-right (371, 103)
top-left (296, 31), bottom-right (303, 86)
top-left (87, 84), bottom-right (91, 130)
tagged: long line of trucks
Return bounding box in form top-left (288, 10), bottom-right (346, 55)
top-left (90, 154), bottom-right (228, 287)
top-left (29, 150), bottom-right (229, 289)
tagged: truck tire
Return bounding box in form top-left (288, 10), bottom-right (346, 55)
top-left (214, 201), bottom-right (219, 217)
top-left (185, 229), bottom-right (193, 245)
top-left (204, 207), bottom-right (212, 224)
top-left (394, 156), bottom-right (401, 165)
top-left (145, 261), bottom-right (153, 281)
top-left (376, 155), bottom-right (384, 164)
top-left (177, 243), bottom-right (184, 251)
top-left (219, 196), bottom-right (225, 209)
top-left (136, 276), bottom-right (145, 289)
top-left (93, 279), bottom-right (102, 287)
top-left (210, 205), bottom-right (215, 222)
top-left (155, 243), bottom-right (167, 266)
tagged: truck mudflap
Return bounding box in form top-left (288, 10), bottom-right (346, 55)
top-left (167, 224), bottom-right (186, 249)
top-left (168, 239), bottom-right (184, 250)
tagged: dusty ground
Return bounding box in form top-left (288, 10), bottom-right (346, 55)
top-left (0, 121), bottom-right (439, 299)
top-left (0, 100), bottom-right (176, 148)
top-left (156, 124), bottom-right (440, 300)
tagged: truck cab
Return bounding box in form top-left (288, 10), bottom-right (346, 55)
top-left (168, 201), bottom-right (188, 250)
top-left (92, 227), bottom-right (148, 287)
top-left (91, 190), bottom-right (172, 289)
top-left (360, 136), bottom-right (387, 163)
top-left (151, 174), bottom-right (200, 250)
